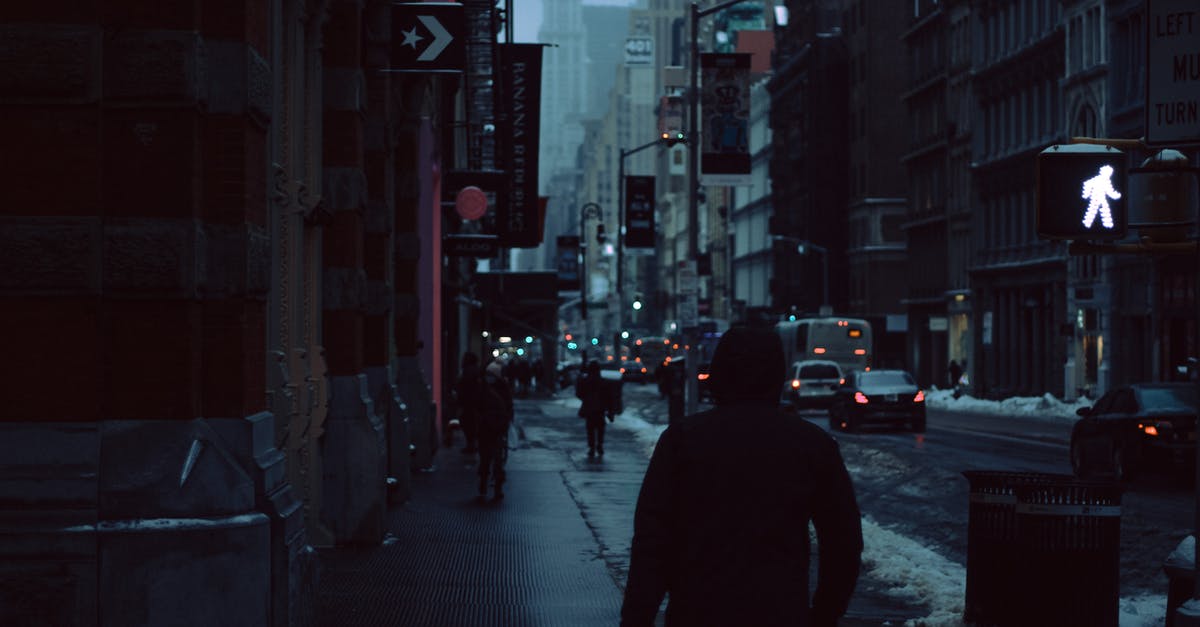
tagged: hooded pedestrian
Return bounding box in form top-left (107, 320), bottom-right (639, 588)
top-left (453, 352), bottom-right (483, 453)
top-left (621, 326), bottom-right (863, 627)
top-left (576, 361), bottom-right (615, 457)
top-left (477, 360), bottom-right (513, 501)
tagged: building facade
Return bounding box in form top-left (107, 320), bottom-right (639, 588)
top-left (969, 0), bottom-right (1069, 398)
top-left (1, 1), bottom-right (463, 623)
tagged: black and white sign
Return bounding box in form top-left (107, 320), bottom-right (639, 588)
top-left (498, 43), bottom-right (544, 247)
top-left (444, 234), bottom-right (499, 257)
top-left (625, 37), bottom-right (654, 65)
top-left (624, 175), bottom-right (656, 248)
top-left (1146, 0), bottom-right (1200, 145)
top-left (390, 3), bottom-right (466, 73)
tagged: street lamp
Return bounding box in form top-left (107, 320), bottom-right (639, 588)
top-left (685, 0), bottom-right (754, 415)
top-left (773, 235), bottom-right (829, 312)
top-left (580, 202), bottom-right (604, 360)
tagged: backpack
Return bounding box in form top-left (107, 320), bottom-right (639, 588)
top-left (479, 374), bottom-right (510, 434)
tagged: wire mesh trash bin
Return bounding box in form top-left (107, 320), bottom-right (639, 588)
top-left (963, 471), bottom-right (1073, 625)
top-left (1013, 480), bottom-right (1121, 626)
top-left (963, 471), bottom-right (1121, 626)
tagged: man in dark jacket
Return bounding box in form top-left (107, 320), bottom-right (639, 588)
top-left (621, 326), bottom-right (863, 627)
top-left (478, 360), bottom-right (514, 501)
top-left (454, 352), bottom-right (483, 453)
top-left (576, 361), bottom-right (616, 457)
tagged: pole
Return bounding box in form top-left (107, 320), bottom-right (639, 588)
top-left (686, 2), bottom-right (700, 417)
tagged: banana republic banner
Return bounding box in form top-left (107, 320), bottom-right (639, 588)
top-left (499, 43), bottom-right (544, 247)
top-left (700, 53), bottom-right (752, 186)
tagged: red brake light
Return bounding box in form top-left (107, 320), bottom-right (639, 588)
top-left (791, 379), bottom-right (801, 389)
top-left (854, 349), bottom-right (866, 355)
top-left (1142, 424), bottom-right (1159, 437)
top-left (620, 368), bottom-right (626, 374)
top-left (839, 378), bottom-right (845, 385)
top-left (698, 373), bottom-right (710, 380)
top-left (914, 390), bottom-right (925, 403)
top-left (854, 391), bottom-right (869, 404)
top-left (813, 347), bottom-right (827, 354)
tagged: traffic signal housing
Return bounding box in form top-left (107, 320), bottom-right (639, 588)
top-left (1036, 144), bottom-right (1127, 240)
top-left (661, 131), bottom-right (687, 147)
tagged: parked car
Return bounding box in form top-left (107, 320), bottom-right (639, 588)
top-left (783, 360), bottom-right (844, 410)
top-left (1069, 382), bottom-right (1198, 482)
top-left (829, 369), bottom-right (926, 433)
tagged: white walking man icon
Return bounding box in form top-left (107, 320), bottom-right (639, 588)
top-left (1080, 165), bottom-right (1121, 229)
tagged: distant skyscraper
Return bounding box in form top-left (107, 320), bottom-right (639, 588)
top-left (538, 0), bottom-right (588, 196)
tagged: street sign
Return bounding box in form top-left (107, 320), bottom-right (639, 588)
top-left (1036, 144), bottom-right (1127, 240)
top-left (624, 175), bottom-right (656, 248)
top-left (443, 234), bottom-right (498, 257)
top-left (1146, 0), bottom-right (1200, 145)
top-left (679, 293), bottom-right (698, 330)
top-left (677, 260), bottom-right (698, 294)
top-left (389, 3), bottom-right (466, 73)
top-left (625, 37), bottom-right (654, 65)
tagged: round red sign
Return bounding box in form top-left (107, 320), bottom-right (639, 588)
top-left (455, 186), bottom-right (488, 221)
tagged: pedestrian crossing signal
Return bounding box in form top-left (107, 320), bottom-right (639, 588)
top-left (1036, 144), bottom-right (1127, 240)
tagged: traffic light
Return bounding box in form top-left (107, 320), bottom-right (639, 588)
top-left (1036, 144), bottom-right (1127, 240)
top-left (595, 223), bottom-right (607, 244)
top-left (660, 131), bottom-right (687, 147)
top-left (632, 293), bottom-right (644, 310)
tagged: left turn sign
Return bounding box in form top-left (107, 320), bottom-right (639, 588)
top-left (390, 3), bottom-right (466, 73)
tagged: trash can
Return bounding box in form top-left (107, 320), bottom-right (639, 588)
top-left (1013, 480), bottom-right (1121, 626)
top-left (963, 471), bottom-right (1072, 625)
top-left (962, 471), bottom-right (1120, 626)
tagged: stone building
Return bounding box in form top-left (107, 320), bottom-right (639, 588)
top-left (968, 0), bottom-right (1069, 398)
top-left (0, 1), bottom-right (459, 623)
top-left (901, 0), bottom-right (974, 388)
top-left (768, 0), bottom-right (849, 316)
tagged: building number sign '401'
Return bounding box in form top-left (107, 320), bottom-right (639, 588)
top-left (1036, 144), bottom-right (1128, 240)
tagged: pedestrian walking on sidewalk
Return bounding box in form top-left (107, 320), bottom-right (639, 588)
top-left (477, 360), bottom-right (513, 501)
top-left (576, 361), bottom-right (615, 457)
top-left (621, 326), bottom-right (863, 627)
top-left (453, 352), bottom-right (484, 454)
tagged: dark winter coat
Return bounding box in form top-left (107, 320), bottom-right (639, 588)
top-left (456, 362), bottom-right (484, 419)
top-left (479, 372), bottom-right (513, 438)
top-left (575, 371), bottom-right (610, 420)
top-left (621, 327), bottom-right (863, 627)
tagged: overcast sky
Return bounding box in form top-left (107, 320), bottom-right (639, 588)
top-left (513, 0), bottom-right (638, 42)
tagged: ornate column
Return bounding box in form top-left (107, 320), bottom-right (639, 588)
top-left (319, 0), bottom-right (387, 544)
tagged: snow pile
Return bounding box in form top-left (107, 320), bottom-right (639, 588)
top-left (924, 388), bottom-right (1092, 422)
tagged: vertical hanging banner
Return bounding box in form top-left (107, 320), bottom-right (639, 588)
top-left (700, 53), bottom-right (752, 186)
top-left (624, 175), bottom-right (656, 248)
top-left (498, 43), bottom-right (544, 247)
top-left (556, 235), bottom-right (580, 293)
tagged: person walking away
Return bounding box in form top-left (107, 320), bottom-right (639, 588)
top-left (516, 358), bottom-right (533, 397)
top-left (621, 326), bottom-right (863, 627)
top-left (453, 352), bottom-right (484, 453)
top-left (576, 361), bottom-right (614, 457)
top-left (477, 360), bottom-right (513, 501)
top-left (948, 360), bottom-right (963, 392)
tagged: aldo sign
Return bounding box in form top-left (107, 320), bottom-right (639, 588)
top-left (1036, 144), bottom-right (1128, 240)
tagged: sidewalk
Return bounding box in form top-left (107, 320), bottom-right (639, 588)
top-left (316, 392), bottom-right (922, 626)
top-left (316, 443), bottom-right (623, 626)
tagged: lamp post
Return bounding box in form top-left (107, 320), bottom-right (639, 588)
top-left (615, 138), bottom-right (668, 353)
top-left (773, 235), bottom-right (829, 312)
top-left (686, 0), bottom-right (753, 415)
top-left (579, 202), bottom-right (604, 361)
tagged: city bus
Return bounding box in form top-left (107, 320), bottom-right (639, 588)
top-left (775, 317), bottom-right (873, 374)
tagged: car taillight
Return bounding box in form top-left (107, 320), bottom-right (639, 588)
top-left (854, 391), bottom-right (869, 404)
top-left (640, 367), bottom-right (647, 373)
top-left (791, 379), bottom-right (801, 389)
top-left (839, 378), bottom-right (845, 385)
top-left (1140, 420), bottom-right (1176, 438)
top-left (813, 347), bottom-right (827, 354)
top-left (914, 390), bottom-right (925, 403)
top-left (620, 368), bottom-right (626, 374)
top-left (698, 373), bottom-right (709, 380)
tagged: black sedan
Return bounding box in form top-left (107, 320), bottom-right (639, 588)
top-left (1070, 383), bottom-right (1197, 482)
top-left (829, 369), bottom-right (926, 433)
